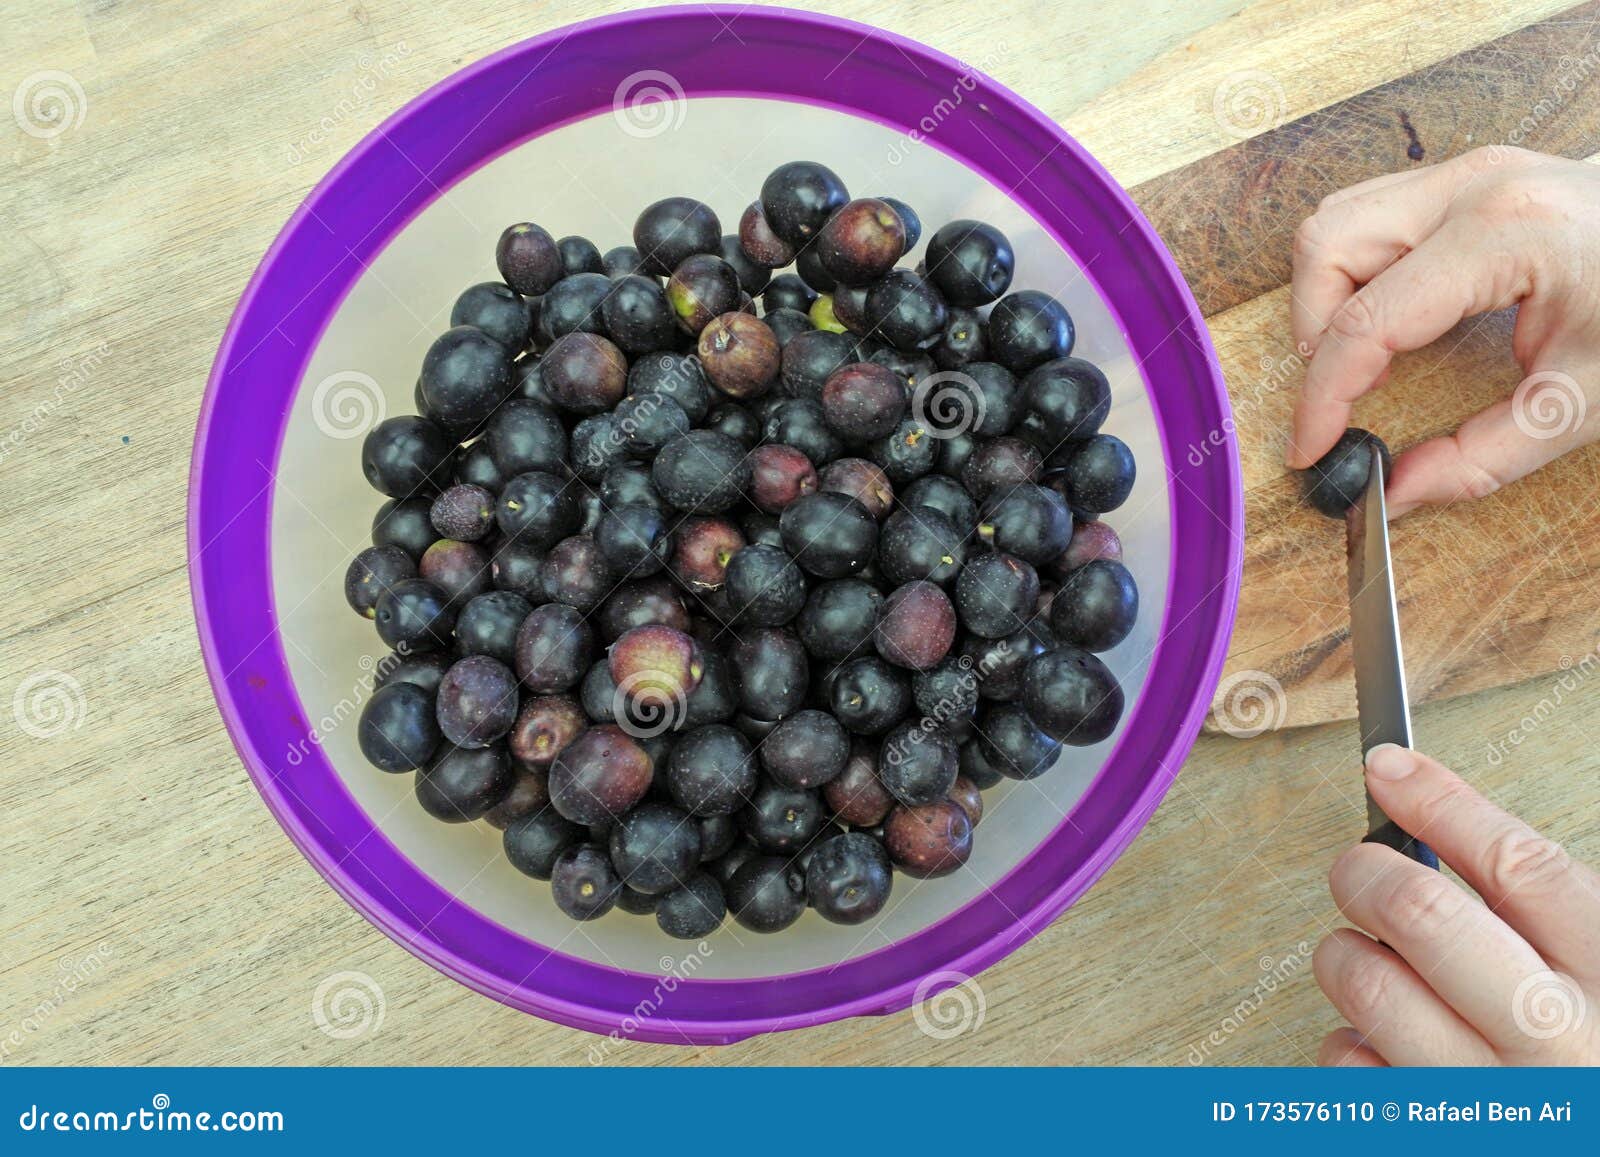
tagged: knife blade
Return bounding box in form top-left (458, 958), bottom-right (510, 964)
top-left (1346, 445), bottom-right (1438, 869)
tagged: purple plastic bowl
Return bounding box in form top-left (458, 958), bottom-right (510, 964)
top-left (190, 5), bottom-right (1240, 1043)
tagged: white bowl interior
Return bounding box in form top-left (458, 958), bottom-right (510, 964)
top-left (270, 98), bottom-right (1170, 980)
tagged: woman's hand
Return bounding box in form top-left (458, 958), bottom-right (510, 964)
top-left (1287, 148), bottom-right (1600, 516)
top-left (1315, 744), bottom-right (1600, 1065)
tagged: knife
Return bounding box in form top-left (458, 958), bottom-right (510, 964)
top-left (1346, 445), bottom-right (1438, 869)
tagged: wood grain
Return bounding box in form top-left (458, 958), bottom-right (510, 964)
top-left (1, 0), bottom-right (1594, 1069)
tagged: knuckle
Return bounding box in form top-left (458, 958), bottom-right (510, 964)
top-left (1340, 949), bottom-right (1402, 1023)
top-left (1293, 213), bottom-right (1330, 260)
top-left (1387, 870), bottom-right (1469, 939)
top-left (1327, 292), bottom-right (1382, 347)
top-left (1483, 826), bottom-right (1572, 896)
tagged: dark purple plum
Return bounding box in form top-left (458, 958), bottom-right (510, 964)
top-left (759, 160), bottom-right (848, 247)
top-left (817, 457), bottom-right (894, 520)
top-left (955, 552), bottom-right (1039, 639)
top-left (820, 362), bottom-right (907, 442)
top-left (822, 744), bottom-right (894, 827)
top-left (731, 628), bottom-right (809, 721)
top-left (978, 484), bottom-right (1073, 565)
top-left (884, 800), bottom-right (972, 878)
top-left (977, 701), bottom-right (1062, 778)
top-left (727, 855), bottom-right (807, 933)
top-left (816, 199), bottom-right (905, 285)
top-left (1021, 357), bottom-right (1111, 446)
top-left (595, 503), bottom-right (674, 578)
top-left (628, 352), bottom-right (712, 423)
top-left (541, 331), bottom-right (628, 415)
top-left (548, 724), bottom-right (655, 825)
top-left (536, 273), bottom-right (611, 344)
top-left (419, 326), bottom-right (512, 433)
top-left (874, 581), bottom-right (956, 671)
top-left (762, 708), bottom-right (849, 789)
top-left (598, 576), bottom-right (692, 641)
top-left (652, 430), bottom-right (751, 514)
top-left (1021, 646), bottom-right (1125, 745)
top-left (867, 416), bottom-right (938, 484)
top-left (496, 222), bottom-right (563, 296)
top-left (827, 655), bottom-right (910, 736)
top-left (361, 416), bottom-right (456, 498)
top-left (864, 270), bottom-right (947, 352)
top-left (925, 219), bottom-right (1014, 307)
top-left (667, 724), bottom-right (757, 816)
top-left (434, 655), bottom-right (519, 749)
top-left (373, 496), bottom-right (437, 560)
top-left (933, 306), bottom-right (988, 369)
top-left (504, 809), bottom-right (585, 879)
top-left (496, 470), bottom-right (579, 547)
top-left (601, 276), bottom-right (675, 356)
top-left (430, 484), bottom-right (496, 542)
top-left (781, 329), bottom-right (856, 401)
top-left (741, 781), bottom-right (826, 854)
top-left (454, 589), bottom-right (532, 664)
top-left (634, 196), bottom-right (722, 276)
top-left (901, 474), bottom-right (977, 534)
top-left (805, 832), bottom-right (892, 924)
top-left (878, 506), bottom-right (964, 586)
top-left (739, 200), bottom-right (798, 266)
top-left (485, 768), bottom-right (552, 830)
top-left (797, 578), bottom-right (883, 662)
top-left (656, 873), bottom-right (727, 938)
top-left (724, 543), bottom-right (807, 628)
top-left (1302, 427), bottom-right (1390, 518)
top-left (550, 843), bottom-right (623, 920)
top-left (1055, 434), bottom-right (1136, 514)
top-left (747, 443), bottom-right (819, 515)
top-left (374, 578), bottom-right (457, 653)
top-left (878, 720), bottom-right (959, 806)
top-left (419, 538), bottom-right (490, 604)
top-left (667, 253), bottom-right (742, 335)
top-left (556, 234), bottom-right (603, 276)
top-left (988, 290), bottom-right (1075, 372)
top-left (345, 545), bottom-right (416, 619)
top-left (538, 536), bottom-right (613, 612)
top-left (451, 281), bottom-right (531, 351)
top-left (609, 802), bottom-right (701, 895)
top-left (415, 743), bottom-right (514, 822)
top-left (779, 491), bottom-right (878, 578)
top-left (698, 312), bottom-right (780, 398)
top-left (762, 273), bottom-right (816, 315)
top-left (358, 681), bottom-right (442, 772)
top-left (961, 435), bottom-right (1042, 501)
top-left (1051, 560), bottom-right (1138, 652)
top-left (514, 602), bottom-right (594, 693)
top-left (508, 693), bottom-right (587, 773)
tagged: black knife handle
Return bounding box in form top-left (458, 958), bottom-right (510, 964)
top-left (1363, 816), bottom-right (1439, 870)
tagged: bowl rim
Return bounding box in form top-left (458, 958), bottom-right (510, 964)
top-left (189, 3), bottom-right (1241, 1044)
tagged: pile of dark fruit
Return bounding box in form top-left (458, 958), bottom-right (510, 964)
top-left (348, 161), bottom-right (1139, 941)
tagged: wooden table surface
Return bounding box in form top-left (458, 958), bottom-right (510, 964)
top-left (3, 0), bottom-right (1595, 1067)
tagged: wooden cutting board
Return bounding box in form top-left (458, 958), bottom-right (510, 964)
top-left (1126, 3), bottom-right (1600, 733)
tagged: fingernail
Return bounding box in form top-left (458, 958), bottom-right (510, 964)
top-left (1365, 743), bottom-right (1416, 780)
